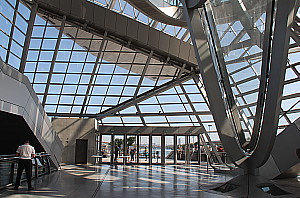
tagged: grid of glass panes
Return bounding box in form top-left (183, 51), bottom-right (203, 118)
top-left (0, 0), bottom-right (30, 69)
top-left (100, 78), bottom-right (216, 133)
top-left (207, 0), bottom-right (268, 135)
top-left (208, 0), bottom-right (300, 134)
top-left (88, 0), bottom-right (190, 42)
top-left (23, 12), bottom-right (183, 117)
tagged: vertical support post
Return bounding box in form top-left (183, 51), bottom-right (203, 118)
top-left (197, 134), bottom-right (201, 165)
top-left (149, 134), bottom-right (152, 165)
top-left (111, 135), bottom-right (115, 164)
top-left (9, 163), bottom-right (15, 183)
top-left (161, 135), bottom-right (166, 166)
top-left (185, 136), bottom-right (189, 165)
top-left (174, 135), bottom-right (177, 164)
top-left (99, 134), bottom-right (102, 163)
top-left (124, 135), bottom-right (127, 164)
top-left (46, 155), bottom-right (51, 173)
top-left (34, 158), bottom-right (38, 178)
top-left (137, 134), bottom-right (140, 164)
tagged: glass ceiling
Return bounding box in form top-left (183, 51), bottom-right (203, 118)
top-left (0, 0), bottom-right (299, 141)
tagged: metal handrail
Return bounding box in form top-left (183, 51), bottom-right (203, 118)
top-left (0, 153), bottom-right (55, 189)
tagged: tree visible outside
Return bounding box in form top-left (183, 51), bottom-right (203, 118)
top-left (127, 136), bottom-right (136, 146)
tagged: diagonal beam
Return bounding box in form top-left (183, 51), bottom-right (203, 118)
top-left (47, 111), bottom-right (212, 118)
top-left (134, 50), bottom-right (153, 97)
top-left (80, 32), bottom-right (108, 115)
top-left (179, 83), bottom-right (223, 164)
top-left (42, 15), bottom-right (66, 106)
top-left (180, 0), bottom-right (247, 167)
top-left (96, 73), bottom-right (194, 119)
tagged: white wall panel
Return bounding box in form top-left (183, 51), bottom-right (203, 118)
top-left (0, 59), bottom-right (63, 168)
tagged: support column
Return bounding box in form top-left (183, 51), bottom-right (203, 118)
top-left (161, 135), bottom-right (166, 165)
top-left (174, 135), bottom-right (177, 164)
top-left (137, 135), bottom-right (140, 164)
top-left (111, 135), bottom-right (115, 164)
top-left (149, 134), bottom-right (152, 165)
top-left (197, 134), bottom-right (201, 165)
top-left (124, 135), bottom-right (128, 164)
top-left (99, 134), bottom-right (102, 163)
top-left (185, 136), bottom-right (189, 165)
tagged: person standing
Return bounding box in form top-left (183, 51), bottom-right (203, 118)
top-left (130, 148), bottom-right (136, 161)
top-left (13, 140), bottom-right (35, 190)
top-left (114, 145), bottom-right (120, 163)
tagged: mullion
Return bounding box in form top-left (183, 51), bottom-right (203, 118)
top-left (98, 46), bottom-right (123, 112)
top-left (69, 34), bottom-right (95, 114)
top-left (55, 28), bottom-right (79, 113)
top-left (83, 39), bottom-right (109, 114)
top-left (5, 0), bottom-right (19, 63)
top-left (31, 18), bottom-right (49, 83)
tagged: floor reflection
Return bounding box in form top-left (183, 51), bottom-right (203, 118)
top-left (1, 164), bottom-right (299, 198)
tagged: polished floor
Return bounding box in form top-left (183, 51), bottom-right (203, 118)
top-left (0, 164), bottom-right (300, 198)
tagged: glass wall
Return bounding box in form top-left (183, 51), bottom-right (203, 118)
top-left (0, 0), bottom-right (30, 69)
top-left (101, 135), bottom-right (112, 163)
top-left (139, 136), bottom-right (150, 164)
top-left (152, 136), bottom-right (161, 164)
top-left (114, 135), bottom-right (124, 163)
top-left (176, 136), bottom-right (186, 164)
top-left (127, 135), bottom-right (137, 163)
top-left (98, 134), bottom-right (207, 165)
top-left (165, 136), bottom-right (174, 164)
top-left (189, 136), bottom-right (199, 164)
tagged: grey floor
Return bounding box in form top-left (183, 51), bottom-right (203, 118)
top-left (0, 164), bottom-right (299, 198)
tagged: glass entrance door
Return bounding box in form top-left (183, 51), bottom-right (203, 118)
top-left (114, 135), bottom-right (124, 164)
top-left (101, 135), bottom-right (112, 164)
top-left (176, 136), bottom-right (186, 164)
top-left (127, 135), bottom-right (137, 164)
top-left (188, 136), bottom-right (199, 164)
top-left (152, 136), bottom-right (161, 164)
top-left (139, 136), bottom-right (149, 164)
top-left (165, 136), bottom-right (174, 164)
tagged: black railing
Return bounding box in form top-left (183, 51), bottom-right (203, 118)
top-left (0, 153), bottom-right (56, 189)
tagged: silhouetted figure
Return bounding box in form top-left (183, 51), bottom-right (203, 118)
top-left (130, 148), bottom-right (136, 161)
top-left (114, 146), bottom-right (120, 162)
top-left (13, 140), bottom-right (35, 190)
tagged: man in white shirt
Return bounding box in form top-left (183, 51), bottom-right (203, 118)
top-left (13, 140), bottom-right (36, 190)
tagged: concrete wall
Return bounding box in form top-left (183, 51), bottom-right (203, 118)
top-left (0, 58), bottom-right (63, 168)
top-left (52, 118), bottom-right (98, 164)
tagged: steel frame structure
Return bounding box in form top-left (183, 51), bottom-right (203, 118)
top-left (180, 0), bottom-right (299, 170)
top-left (0, 0), bottom-right (299, 170)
